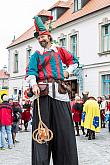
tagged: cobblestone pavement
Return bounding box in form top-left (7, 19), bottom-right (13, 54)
top-left (0, 126), bottom-right (110, 165)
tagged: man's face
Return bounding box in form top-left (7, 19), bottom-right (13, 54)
top-left (37, 35), bottom-right (50, 48)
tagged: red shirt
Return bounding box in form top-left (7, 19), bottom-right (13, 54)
top-left (0, 102), bottom-right (13, 125)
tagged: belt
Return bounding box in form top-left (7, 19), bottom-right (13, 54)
top-left (38, 78), bottom-right (60, 98)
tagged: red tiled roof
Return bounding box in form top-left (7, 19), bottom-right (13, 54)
top-left (7, 0), bottom-right (110, 48)
top-left (37, 9), bottom-right (51, 16)
top-left (0, 70), bottom-right (10, 79)
top-left (48, 0), bottom-right (71, 10)
top-left (53, 0), bottom-right (110, 28)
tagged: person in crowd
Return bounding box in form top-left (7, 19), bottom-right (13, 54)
top-left (97, 96), bottom-right (102, 108)
top-left (100, 95), bottom-right (107, 128)
top-left (22, 99), bottom-right (31, 131)
top-left (26, 16), bottom-right (79, 165)
top-left (72, 96), bottom-right (85, 136)
top-left (82, 91), bottom-right (89, 103)
top-left (81, 96), bottom-right (101, 140)
top-left (9, 98), bottom-right (22, 145)
top-left (107, 95), bottom-right (110, 132)
top-left (0, 95), bottom-right (13, 149)
top-left (70, 97), bottom-right (75, 110)
top-left (81, 91), bottom-right (89, 137)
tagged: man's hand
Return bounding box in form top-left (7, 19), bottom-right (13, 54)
top-left (32, 84), bottom-right (40, 96)
top-left (63, 71), bottom-right (69, 79)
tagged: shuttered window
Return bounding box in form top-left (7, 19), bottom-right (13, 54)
top-left (101, 24), bottom-right (110, 52)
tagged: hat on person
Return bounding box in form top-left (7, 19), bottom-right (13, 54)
top-left (75, 96), bottom-right (80, 101)
top-left (33, 16), bottom-right (51, 38)
top-left (82, 91), bottom-right (89, 95)
top-left (2, 95), bottom-right (9, 102)
top-left (8, 98), bottom-right (13, 102)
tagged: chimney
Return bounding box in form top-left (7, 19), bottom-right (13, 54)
top-left (12, 34), bottom-right (15, 42)
top-left (3, 65), bottom-right (7, 72)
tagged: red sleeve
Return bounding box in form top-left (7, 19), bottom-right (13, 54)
top-left (57, 47), bottom-right (74, 67)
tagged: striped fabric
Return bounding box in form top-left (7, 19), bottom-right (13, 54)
top-left (27, 47), bottom-right (78, 81)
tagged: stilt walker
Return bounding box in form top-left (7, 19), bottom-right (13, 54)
top-left (26, 16), bottom-right (79, 165)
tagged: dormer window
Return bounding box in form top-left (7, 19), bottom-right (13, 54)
top-left (49, 2), bottom-right (69, 21)
top-left (51, 9), bottom-right (57, 21)
top-left (74, 0), bottom-right (82, 12)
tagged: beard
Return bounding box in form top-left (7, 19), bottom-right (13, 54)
top-left (39, 40), bottom-right (48, 48)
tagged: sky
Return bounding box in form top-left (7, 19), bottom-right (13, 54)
top-left (0, 0), bottom-right (56, 69)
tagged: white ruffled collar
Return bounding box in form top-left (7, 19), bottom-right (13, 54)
top-left (40, 43), bottom-right (59, 54)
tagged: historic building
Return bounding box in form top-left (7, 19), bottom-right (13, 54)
top-left (7, 0), bottom-right (110, 99)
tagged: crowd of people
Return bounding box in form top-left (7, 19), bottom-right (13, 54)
top-left (0, 92), bottom-right (109, 150)
top-left (0, 95), bottom-right (32, 150)
top-left (0, 91), bottom-right (109, 149)
top-left (70, 93), bottom-right (110, 140)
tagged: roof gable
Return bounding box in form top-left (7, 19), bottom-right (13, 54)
top-left (49, 0), bottom-right (71, 10)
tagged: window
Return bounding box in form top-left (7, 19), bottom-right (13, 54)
top-left (70, 34), bottom-right (77, 56)
top-left (27, 49), bottom-right (31, 64)
top-left (74, 0), bottom-right (82, 12)
top-left (101, 24), bottom-right (110, 52)
top-left (14, 53), bottom-right (18, 73)
top-left (59, 38), bottom-right (66, 49)
top-left (102, 74), bottom-right (110, 96)
top-left (14, 88), bottom-right (17, 95)
top-left (13, 88), bottom-right (18, 100)
top-left (51, 9), bottom-right (57, 21)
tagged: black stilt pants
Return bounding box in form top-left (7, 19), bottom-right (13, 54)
top-left (32, 96), bottom-right (78, 165)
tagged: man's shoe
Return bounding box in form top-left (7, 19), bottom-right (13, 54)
top-left (85, 134), bottom-right (88, 137)
top-left (88, 136), bottom-right (92, 140)
top-left (15, 140), bottom-right (20, 143)
top-left (8, 145), bottom-right (13, 149)
top-left (75, 134), bottom-right (80, 136)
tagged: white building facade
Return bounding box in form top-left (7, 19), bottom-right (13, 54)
top-left (52, 7), bottom-right (110, 97)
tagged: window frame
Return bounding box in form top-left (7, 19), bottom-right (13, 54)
top-left (26, 46), bottom-right (32, 65)
top-left (74, 0), bottom-right (82, 12)
top-left (101, 74), bottom-right (110, 96)
top-left (13, 51), bottom-right (19, 73)
top-left (69, 30), bottom-right (79, 57)
top-left (51, 8), bottom-right (57, 21)
top-left (70, 34), bottom-right (77, 56)
top-left (101, 23), bottom-right (110, 52)
top-left (98, 18), bottom-right (110, 55)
